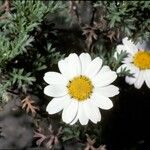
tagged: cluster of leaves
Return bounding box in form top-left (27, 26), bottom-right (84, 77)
top-left (94, 1), bottom-right (150, 41)
top-left (0, 0), bottom-right (66, 101)
top-left (33, 124), bottom-right (106, 150)
top-left (34, 125), bottom-right (63, 149)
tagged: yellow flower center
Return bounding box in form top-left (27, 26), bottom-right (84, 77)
top-left (67, 75), bottom-right (94, 101)
top-left (133, 50), bottom-right (150, 70)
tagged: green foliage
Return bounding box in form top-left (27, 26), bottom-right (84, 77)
top-left (92, 45), bottom-right (132, 77)
top-left (117, 67), bottom-right (134, 78)
top-left (106, 1), bottom-right (150, 41)
top-left (113, 50), bottom-right (128, 69)
top-left (46, 43), bottom-right (65, 66)
top-left (0, 0), bottom-right (66, 101)
top-left (32, 54), bottom-right (47, 71)
top-left (112, 50), bottom-right (135, 77)
top-left (93, 1), bottom-right (150, 43)
top-left (10, 69), bottom-right (36, 93)
top-left (0, 0), bottom-right (65, 67)
top-left (62, 125), bottom-right (81, 141)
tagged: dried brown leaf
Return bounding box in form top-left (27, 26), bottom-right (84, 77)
top-left (34, 129), bottom-right (47, 146)
top-left (34, 125), bottom-right (63, 149)
top-left (21, 96), bottom-right (39, 116)
top-left (83, 25), bottom-right (98, 51)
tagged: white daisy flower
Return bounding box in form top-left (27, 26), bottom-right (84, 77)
top-left (115, 37), bottom-right (150, 89)
top-left (44, 53), bottom-right (119, 125)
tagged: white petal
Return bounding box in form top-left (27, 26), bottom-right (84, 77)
top-left (58, 59), bottom-right (72, 79)
top-left (91, 93), bottom-right (113, 110)
top-left (70, 102), bottom-right (89, 125)
top-left (79, 53), bottom-right (92, 75)
top-left (83, 100), bottom-right (101, 124)
top-left (125, 76), bottom-right (136, 85)
top-left (43, 72), bottom-right (68, 85)
top-left (85, 57), bottom-right (102, 78)
top-left (98, 65), bottom-right (111, 73)
top-left (62, 100), bottom-right (78, 124)
top-left (92, 70), bottom-right (117, 87)
top-left (67, 53), bottom-right (81, 77)
top-left (44, 85), bottom-right (67, 97)
top-left (78, 103), bottom-right (89, 125)
top-left (134, 71), bottom-right (144, 89)
top-left (70, 114), bottom-right (78, 125)
top-left (58, 54), bottom-right (81, 79)
top-left (116, 45), bottom-right (127, 52)
top-left (46, 95), bottom-right (71, 114)
top-left (144, 70), bottom-right (150, 88)
top-left (122, 37), bottom-right (138, 54)
top-left (94, 85), bottom-right (119, 97)
top-left (136, 41), bottom-right (148, 50)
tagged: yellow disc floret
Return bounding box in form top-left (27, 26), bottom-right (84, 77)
top-left (67, 75), bottom-right (94, 101)
top-left (133, 50), bottom-right (150, 70)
